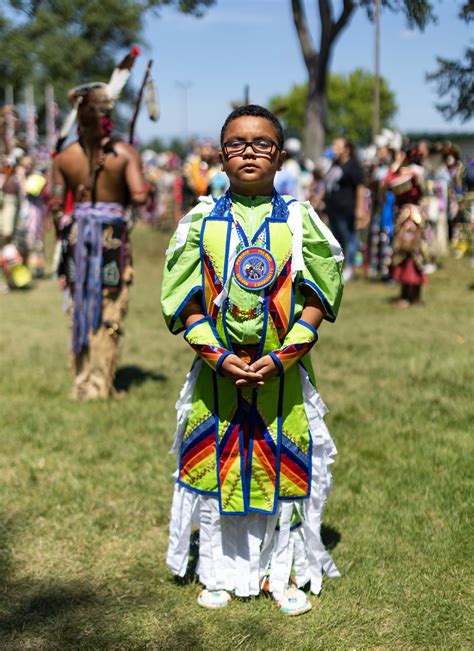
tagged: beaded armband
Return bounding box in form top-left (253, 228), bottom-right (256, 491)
top-left (52, 184), bottom-right (66, 197)
top-left (269, 320), bottom-right (318, 375)
top-left (184, 317), bottom-right (231, 374)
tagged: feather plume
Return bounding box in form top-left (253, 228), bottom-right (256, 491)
top-left (107, 46), bottom-right (141, 101)
top-left (145, 79), bottom-right (160, 122)
top-left (59, 98), bottom-right (81, 139)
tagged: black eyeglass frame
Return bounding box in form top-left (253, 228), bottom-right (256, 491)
top-left (222, 138), bottom-right (281, 157)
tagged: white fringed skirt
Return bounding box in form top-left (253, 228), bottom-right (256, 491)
top-left (166, 364), bottom-right (340, 601)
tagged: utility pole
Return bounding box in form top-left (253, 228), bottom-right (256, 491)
top-left (175, 81), bottom-right (192, 143)
top-left (25, 84), bottom-right (38, 153)
top-left (46, 84), bottom-right (57, 153)
top-left (373, 0), bottom-right (381, 141)
top-left (5, 85), bottom-right (14, 106)
top-left (3, 87), bottom-right (16, 154)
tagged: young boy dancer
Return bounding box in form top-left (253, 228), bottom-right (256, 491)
top-left (161, 105), bottom-right (344, 615)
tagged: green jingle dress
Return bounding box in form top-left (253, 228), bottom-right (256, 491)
top-left (161, 191), bottom-right (344, 600)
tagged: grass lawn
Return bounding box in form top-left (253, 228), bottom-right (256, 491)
top-left (0, 224), bottom-right (472, 650)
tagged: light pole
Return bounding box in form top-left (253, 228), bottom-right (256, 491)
top-left (5, 85), bottom-right (14, 106)
top-left (175, 81), bottom-right (192, 143)
top-left (373, 0), bottom-right (381, 141)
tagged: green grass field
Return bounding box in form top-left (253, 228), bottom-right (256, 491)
top-left (1, 225), bottom-right (472, 650)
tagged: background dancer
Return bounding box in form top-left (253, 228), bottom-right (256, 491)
top-left (324, 137), bottom-right (368, 281)
top-left (51, 55), bottom-right (149, 400)
top-left (161, 105), bottom-right (343, 615)
top-left (382, 145), bottom-right (427, 306)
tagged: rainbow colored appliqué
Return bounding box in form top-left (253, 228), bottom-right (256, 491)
top-left (178, 382), bottom-right (312, 515)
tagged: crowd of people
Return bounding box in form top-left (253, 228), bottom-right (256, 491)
top-left (1, 129), bottom-right (473, 306)
top-left (145, 130), bottom-right (474, 298)
top-left (141, 131), bottom-right (474, 305)
top-left (0, 150), bottom-right (51, 291)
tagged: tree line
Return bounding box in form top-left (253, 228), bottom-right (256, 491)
top-left (0, 0), bottom-right (471, 158)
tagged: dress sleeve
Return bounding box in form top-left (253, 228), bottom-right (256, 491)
top-left (299, 202), bottom-right (344, 322)
top-left (161, 200), bottom-right (212, 334)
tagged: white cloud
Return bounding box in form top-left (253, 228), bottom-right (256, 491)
top-left (152, 3), bottom-right (269, 30)
top-left (191, 12), bottom-right (267, 27)
top-left (400, 29), bottom-right (418, 39)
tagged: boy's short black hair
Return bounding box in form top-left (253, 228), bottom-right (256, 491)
top-left (220, 104), bottom-right (284, 150)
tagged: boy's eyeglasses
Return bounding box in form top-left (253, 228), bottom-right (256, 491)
top-left (223, 139), bottom-right (280, 157)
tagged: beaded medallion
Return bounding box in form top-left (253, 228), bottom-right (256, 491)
top-left (233, 246), bottom-right (277, 291)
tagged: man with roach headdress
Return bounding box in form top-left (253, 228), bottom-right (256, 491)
top-left (51, 48), bottom-right (150, 400)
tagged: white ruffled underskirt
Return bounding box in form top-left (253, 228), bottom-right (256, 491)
top-left (166, 364), bottom-right (340, 602)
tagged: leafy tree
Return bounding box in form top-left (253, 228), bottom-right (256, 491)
top-left (270, 69), bottom-right (397, 147)
top-left (327, 69), bottom-right (397, 143)
top-left (426, 2), bottom-right (473, 122)
top-left (139, 136), bottom-right (187, 157)
top-left (168, 137), bottom-right (188, 159)
top-left (0, 1), bottom-right (214, 112)
top-left (270, 85), bottom-right (307, 139)
top-left (141, 136), bottom-right (165, 152)
top-left (290, 0), bottom-right (437, 160)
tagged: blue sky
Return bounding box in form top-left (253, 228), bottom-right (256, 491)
top-left (132, 0), bottom-right (473, 144)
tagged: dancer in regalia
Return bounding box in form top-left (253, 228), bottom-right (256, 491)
top-left (51, 49), bottom-right (149, 400)
top-left (161, 106), bottom-right (344, 615)
top-left (383, 146), bottom-right (427, 306)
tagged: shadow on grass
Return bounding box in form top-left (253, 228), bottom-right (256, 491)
top-left (115, 365), bottom-right (167, 392)
top-left (0, 515), bottom-right (206, 650)
top-left (0, 517), bottom-right (108, 648)
top-left (321, 524), bottom-right (342, 550)
top-left (0, 515), bottom-right (340, 648)
top-left (0, 520), bottom-right (83, 646)
top-left (0, 581), bottom-right (100, 635)
top-left (0, 578), bottom-right (211, 651)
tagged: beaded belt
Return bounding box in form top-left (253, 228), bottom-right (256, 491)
top-left (225, 298), bottom-right (264, 321)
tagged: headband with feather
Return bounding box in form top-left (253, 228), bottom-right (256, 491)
top-left (54, 46), bottom-right (141, 154)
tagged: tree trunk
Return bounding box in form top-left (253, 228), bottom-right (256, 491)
top-left (291, 0), bottom-right (355, 161)
top-left (303, 86), bottom-right (327, 161)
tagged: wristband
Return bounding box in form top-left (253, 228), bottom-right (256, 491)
top-left (184, 317), bottom-right (231, 374)
top-left (269, 320), bottom-right (318, 375)
top-left (52, 184), bottom-right (65, 197)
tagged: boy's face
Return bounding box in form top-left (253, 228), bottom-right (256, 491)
top-left (220, 116), bottom-right (286, 195)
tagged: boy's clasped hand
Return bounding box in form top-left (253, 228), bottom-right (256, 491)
top-left (221, 353), bottom-right (279, 388)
